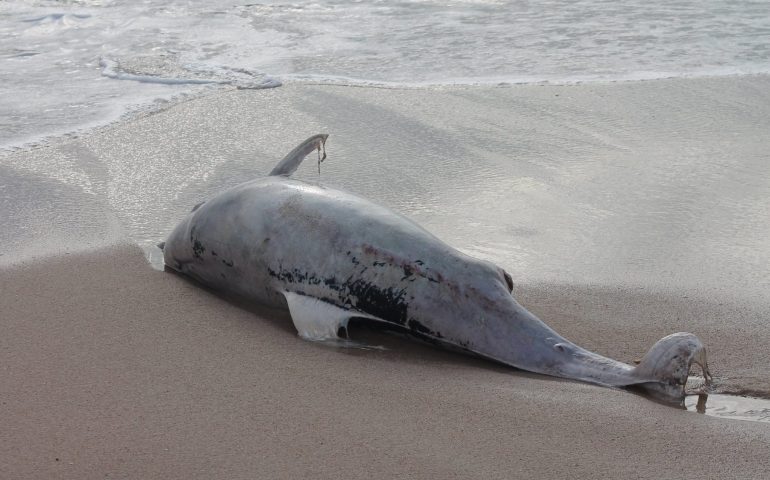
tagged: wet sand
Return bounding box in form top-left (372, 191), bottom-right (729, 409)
top-left (2, 76), bottom-right (770, 477)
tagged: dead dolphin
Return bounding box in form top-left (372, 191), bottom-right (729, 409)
top-left (163, 134), bottom-right (711, 403)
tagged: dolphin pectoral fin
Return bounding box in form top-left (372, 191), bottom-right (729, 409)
top-left (268, 134), bottom-right (329, 177)
top-left (282, 291), bottom-right (362, 341)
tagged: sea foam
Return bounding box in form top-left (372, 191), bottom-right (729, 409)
top-left (2, 0), bottom-right (769, 149)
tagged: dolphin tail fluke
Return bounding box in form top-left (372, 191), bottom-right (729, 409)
top-left (630, 332), bottom-right (711, 402)
top-left (269, 134), bottom-right (329, 177)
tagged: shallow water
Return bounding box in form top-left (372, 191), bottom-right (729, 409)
top-left (685, 394), bottom-right (770, 423)
top-left (3, 80), bottom-right (770, 302)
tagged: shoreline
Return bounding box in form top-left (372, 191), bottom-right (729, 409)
top-left (4, 71), bottom-right (769, 154)
top-left (4, 74), bottom-right (770, 291)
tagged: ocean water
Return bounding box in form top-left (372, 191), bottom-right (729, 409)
top-left (686, 394), bottom-right (770, 423)
top-left (2, 0), bottom-right (770, 149)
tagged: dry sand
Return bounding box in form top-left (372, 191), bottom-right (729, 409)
top-left (2, 76), bottom-right (770, 478)
top-left (2, 247), bottom-right (770, 479)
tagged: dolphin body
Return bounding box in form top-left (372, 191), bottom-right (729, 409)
top-left (163, 135), bottom-right (711, 403)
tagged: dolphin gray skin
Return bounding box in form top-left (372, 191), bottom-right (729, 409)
top-left (163, 134), bottom-right (711, 404)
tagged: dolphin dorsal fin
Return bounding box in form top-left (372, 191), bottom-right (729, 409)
top-left (269, 134), bottom-right (329, 177)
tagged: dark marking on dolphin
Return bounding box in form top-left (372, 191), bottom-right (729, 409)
top-left (192, 239), bottom-right (205, 259)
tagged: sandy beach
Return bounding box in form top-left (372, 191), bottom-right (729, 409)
top-left (2, 76), bottom-right (770, 478)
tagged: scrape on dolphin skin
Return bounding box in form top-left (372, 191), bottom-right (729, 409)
top-left (162, 134), bottom-right (711, 405)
